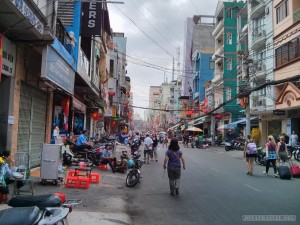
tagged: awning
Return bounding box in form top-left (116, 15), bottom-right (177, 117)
top-left (168, 123), bottom-right (180, 131)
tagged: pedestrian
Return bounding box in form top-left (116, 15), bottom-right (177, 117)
top-left (198, 133), bottom-right (203, 149)
top-left (290, 131), bottom-right (298, 147)
top-left (163, 138), bottom-right (186, 196)
top-left (243, 135), bottom-right (257, 175)
top-left (162, 135), bottom-right (168, 148)
top-left (277, 135), bottom-right (288, 166)
top-left (263, 135), bottom-right (278, 177)
top-left (143, 134), bottom-right (153, 164)
top-left (152, 134), bottom-right (159, 162)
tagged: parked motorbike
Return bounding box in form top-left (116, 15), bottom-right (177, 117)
top-left (126, 153), bottom-right (143, 187)
top-left (0, 193), bottom-right (81, 225)
top-left (255, 147), bottom-right (266, 166)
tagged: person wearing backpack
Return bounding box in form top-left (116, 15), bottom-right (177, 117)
top-left (244, 135), bottom-right (257, 175)
top-left (264, 135), bottom-right (278, 177)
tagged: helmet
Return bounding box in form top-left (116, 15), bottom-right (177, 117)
top-left (127, 159), bottom-right (135, 169)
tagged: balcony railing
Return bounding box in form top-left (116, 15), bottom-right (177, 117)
top-left (250, 0), bottom-right (266, 19)
top-left (294, 8), bottom-right (300, 22)
top-left (212, 18), bottom-right (224, 36)
top-left (56, 18), bottom-right (73, 56)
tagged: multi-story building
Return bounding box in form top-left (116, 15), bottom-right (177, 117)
top-left (272, 0), bottom-right (300, 143)
top-left (0, 1), bottom-right (117, 167)
top-left (212, 0), bottom-right (245, 130)
top-left (148, 86), bottom-right (161, 131)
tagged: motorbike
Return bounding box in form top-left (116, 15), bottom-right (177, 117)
top-left (255, 147), bottom-right (266, 166)
top-left (126, 153), bottom-right (143, 187)
top-left (224, 139), bottom-right (244, 151)
top-left (0, 193), bottom-right (81, 225)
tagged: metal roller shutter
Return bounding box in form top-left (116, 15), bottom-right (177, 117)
top-left (17, 83), bottom-right (47, 168)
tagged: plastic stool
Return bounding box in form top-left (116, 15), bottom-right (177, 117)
top-left (78, 177), bottom-right (90, 189)
top-left (89, 172), bottom-right (100, 183)
top-left (65, 176), bottom-right (78, 188)
top-left (98, 164), bottom-right (108, 171)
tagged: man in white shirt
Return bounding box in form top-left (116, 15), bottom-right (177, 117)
top-left (143, 134), bottom-right (153, 164)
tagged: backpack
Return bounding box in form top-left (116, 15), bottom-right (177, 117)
top-left (247, 142), bottom-right (257, 154)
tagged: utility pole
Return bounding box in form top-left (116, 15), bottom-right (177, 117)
top-left (243, 55), bottom-right (252, 137)
top-left (210, 93), bottom-right (215, 146)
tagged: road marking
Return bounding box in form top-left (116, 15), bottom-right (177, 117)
top-left (210, 168), bottom-right (218, 172)
top-left (244, 184), bottom-right (261, 192)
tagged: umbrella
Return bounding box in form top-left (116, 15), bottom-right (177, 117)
top-left (186, 127), bottom-right (203, 132)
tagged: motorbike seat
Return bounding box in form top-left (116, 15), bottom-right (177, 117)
top-left (0, 206), bottom-right (40, 225)
top-left (8, 194), bottom-right (61, 208)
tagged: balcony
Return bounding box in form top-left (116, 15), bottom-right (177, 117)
top-left (215, 46), bottom-right (224, 57)
top-left (212, 18), bottom-right (224, 37)
top-left (254, 60), bottom-right (267, 81)
top-left (250, 1), bottom-right (266, 19)
top-left (239, 24), bottom-right (248, 42)
top-left (294, 8), bottom-right (300, 22)
top-left (252, 96), bottom-right (266, 112)
top-left (77, 48), bottom-right (91, 84)
top-left (56, 18), bottom-right (74, 56)
top-left (212, 72), bottom-right (223, 84)
top-left (251, 27), bottom-right (266, 51)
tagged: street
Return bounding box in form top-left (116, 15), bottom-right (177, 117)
top-left (126, 144), bottom-right (300, 225)
top-left (1, 144), bottom-right (299, 225)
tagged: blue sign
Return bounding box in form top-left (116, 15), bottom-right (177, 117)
top-left (41, 47), bottom-right (75, 94)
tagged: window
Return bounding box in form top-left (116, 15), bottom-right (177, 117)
top-left (275, 48), bottom-right (282, 67)
top-left (282, 43), bottom-right (289, 64)
top-left (226, 33), bottom-right (232, 45)
top-left (275, 36), bottom-right (300, 68)
top-left (226, 8), bottom-right (232, 18)
top-left (276, 0), bottom-right (288, 24)
top-left (109, 59), bottom-right (114, 75)
top-left (226, 87), bottom-right (231, 101)
top-left (289, 39), bottom-right (297, 61)
top-left (226, 58), bottom-right (232, 70)
top-left (209, 59), bottom-right (215, 70)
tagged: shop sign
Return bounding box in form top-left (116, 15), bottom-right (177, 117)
top-left (2, 37), bottom-right (16, 77)
top-left (12, 0), bottom-right (43, 34)
top-left (81, 2), bottom-right (102, 36)
top-left (261, 113), bottom-right (286, 120)
top-left (273, 110), bottom-right (285, 116)
top-left (41, 46), bottom-right (75, 94)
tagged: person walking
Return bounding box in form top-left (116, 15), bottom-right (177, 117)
top-left (264, 135), bottom-right (278, 177)
top-left (277, 135), bottom-right (288, 166)
top-left (143, 134), bottom-right (153, 164)
top-left (243, 135), bottom-right (257, 175)
top-left (152, 134), bottom-right (159, 162)
top-left (198, 134), bottom-right (203, 149)
top-left (290, 131), bottom-right (298, 147)
top-left (162, 135), bottom-right (168, 148)
top-left (163, 138), bottom-right (186, 196)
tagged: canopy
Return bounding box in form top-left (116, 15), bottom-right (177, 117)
top-left (217, 124), bottom-right (234, 131)
top-left (186, 127), bottom-right (203, 132)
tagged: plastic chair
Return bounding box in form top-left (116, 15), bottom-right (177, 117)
top-left (89, 172), bottom-right (100, 184)
top-left (77, 177), bottom-right (90, 189)
top-left (65, 176), bottom-right (78, 188)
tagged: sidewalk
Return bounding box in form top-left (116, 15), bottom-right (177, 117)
top-left (0, 143), bottom-right (133, 225)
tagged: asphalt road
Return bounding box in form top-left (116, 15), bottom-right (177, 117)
top-left (125, 144), bottom-right (300, 225)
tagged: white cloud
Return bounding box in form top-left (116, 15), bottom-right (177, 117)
top-left (108, 0), bottom-right (219, 118)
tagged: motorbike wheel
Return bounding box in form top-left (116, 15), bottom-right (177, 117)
top-left (225, 146), bottom-right (230, 151)
top-left (255, 155), bottom-right (264, 166)
top-left (126, 170), bottom-right (140, 187)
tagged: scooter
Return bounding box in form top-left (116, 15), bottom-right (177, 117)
top-left (0, 193), bottom-right (81, 225)
top-left (224, 140), bottom-right (243, 151)
top-left (126, 153), bottom-right (143, 187)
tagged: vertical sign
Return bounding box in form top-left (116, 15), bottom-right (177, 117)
top-left (81, 2), bottom-right (102, 36)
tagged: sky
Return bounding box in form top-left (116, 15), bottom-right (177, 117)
top-left (108, 0), bottom-right (219, 119)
